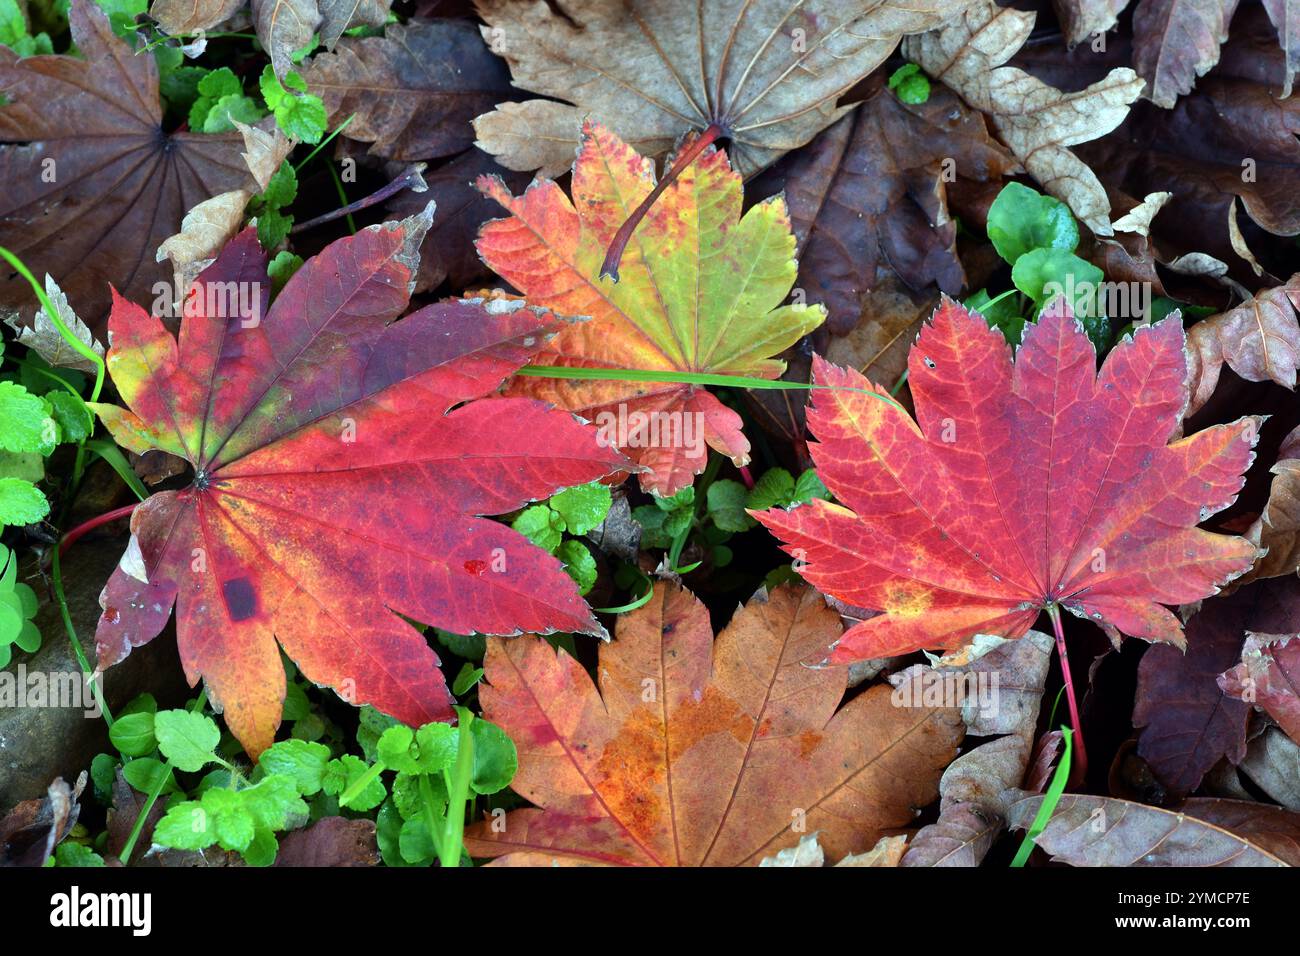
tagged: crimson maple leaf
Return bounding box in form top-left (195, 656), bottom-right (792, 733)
top-left (756, 298), bottom-right (1261, 663)
top-left (89, 213), bottom-right (628, 756)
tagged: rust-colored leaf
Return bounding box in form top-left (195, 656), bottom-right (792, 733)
top-left (463, 583), bottom-right (964, 866)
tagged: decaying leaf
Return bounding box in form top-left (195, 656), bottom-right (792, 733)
top-left (901, 630), bottom-right (1053, 867)
top-left (88, 210), bottom-right (628, 757)
top-left (463, 584), bottom-right (964, 866)
top-left (1238, 726), bottom-right (1300, 809)
top-left (759, 832), bottom-right (907, 867)
top-left (477, 122), bottom-right (825, 495)
top-left (1006, 793), bottom-right (1299, 865)
top-left (1221, 630), bottom-right (1300, 745)
top-left (0, 0), bottom-right (254, 332)
top-left (3, 275), bottom-right (103, 375)
top-left (1133, 581), bottom-right (1276, 797)
top-left (750, 75), bottom-right (1016, 335)
top-left (0, 774), bottom-right (84, 867)
top-left (149, 0), bottom-right (243, 35)
top-left (1186, 275), bottom-right (1300, 414)
top-left (904, 0), bottom-right (1144, 235)
top-left (301, 18), bottom-right (513, 162)
top-left (756, 298), bottom-right (1260, 663)
top-left (472, 0), bottom-right (979, 177)
top-left (1132, 0), bottom-right (1239, 108)
top-left (155, 122), bottom-right (295, 311)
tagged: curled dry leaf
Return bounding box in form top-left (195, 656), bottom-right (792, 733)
top-left (156, 192), bottom-right (254, 303)
top-left (750, 75), bottom-right (1016, 335)
top-left (0, 0), bottom-right (253, 333)
top-left (1006, 792), bottom-right (1300, 865)
top-left (904, 0), bottom-right (1144, 236)
top-left (155, 123), bottom-right (295, 307)
top-left (758, 832), bottom-right (908, 867)
top-left (88, 210), bottom-right (628, 757)
top-left (253, 0), bottom-right (322, 80)
top-left (1186, 274), bottom-right (1300, 414)
top-left (755, 298), bottom-right (1260, 663)
top-left (3, 275), bottom-right (104, 375)
top-left (1028, 8), bottom-right (1300, 265)
top-left (0, 774), bottom-right (83, 867)
top-left (254, 0), bottom-right (394, 79)
top-left (472, 0), bottom-right (979, 177)
top-left (1054, 0), bottom-right (1130, 46)
top-left (1220, 630), bottom-right (1300, 744)
top-left (300, 19), bottom-right (513, 162)
top-left (463, 583), bottom-right (965, 866)
top-left (476, 122), bottom-right (824, 495)
top-left (901, 630), bottom-right (1053, 867)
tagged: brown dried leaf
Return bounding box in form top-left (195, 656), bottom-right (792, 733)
top-left (900, 801), bottom-right (1000, 867)
top-left (149, 0), bottom-right (243, 35)
top-left (1186, 275), bottom-right (1300, 414)
top-left (472, 0), bottom-right (980, 177)
top-left (464, 583), bottom-right (964, 866)
top-left (1054, 0), bottom-right (1130, 46)
top-left (1006, 792), bottom-right (1295, 865)
top-left (904, 0), bottom-right (1144, 235)
top-left (1238, 726), bottom-right (1300, 809)
top-left (301, 18), bottom-right (513, 162)
top-left (1132, 582), bottom-right (1267, 797)
top-left (750, 77), bottom-right (1015, 335)
top-left (1132, 0), bottom-right (1239, 108)
top-left (0, 0), bottom-right (253, 333)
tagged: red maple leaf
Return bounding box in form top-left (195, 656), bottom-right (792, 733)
top-left (756, 298), bottom-right (1261, 664)
top-left (88, 214), bottom-right (628, 756)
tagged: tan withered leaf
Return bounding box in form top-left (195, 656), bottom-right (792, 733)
top-left (4, 275), bottom-right (103, 375)
top-left (904, 0), bottom-right (1143, 236)
top-left (463, 584), bottom-right (964, 866)
top-left (902, 631), bottom-right (1053, 867)
top-left (0, 0), bottom-right (253, 332)
top-left (1053, 0), bottom-right (1129, 46)
top-left (1186, 274), bottom-right (1300, 414)
top-left (471, 0), bottom-right (979, 178)
top-left (1006, 794), bottom-right (1300, 865)
top-left (300, 18), bottom-right (513, 162)
top-left (149, 0), bottom-right (243, 35)
top-left (155, 122), bottom-right (294, 305)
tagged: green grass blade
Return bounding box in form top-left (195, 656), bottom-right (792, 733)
top-left (1010, 727), bottom-right (1073, 868)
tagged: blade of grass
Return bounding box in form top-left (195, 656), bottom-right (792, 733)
top-left (1010, 727), bottom-right (1073, 868)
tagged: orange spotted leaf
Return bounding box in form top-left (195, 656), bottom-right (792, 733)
top-left (475, 121), bottom-right (826, 496)
top-left (88, 211), bottom-right (629, 757)
top-left (755, 298), bottom-right (1262, 664)
top-left (463, 583), bottom-right (964, 866)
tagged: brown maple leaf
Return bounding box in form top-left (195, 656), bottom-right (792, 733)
top-left (464, 583), bottom-right (964, 866)
top-left (471, 0), bottom-right (978, 178)
top-left (0, 0), bottom-right (253, 332)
